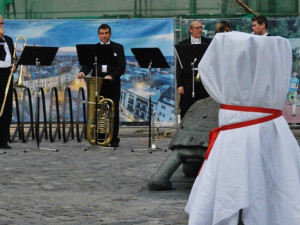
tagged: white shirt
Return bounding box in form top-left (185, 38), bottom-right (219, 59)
top-left (100, 40), bottom-right (111, 45)
top-left (191, 36), bottom-right (201, 44)
top-left (100, 40), bottom-right (111, 72)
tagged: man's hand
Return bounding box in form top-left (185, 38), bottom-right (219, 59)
top-left (104, 75), bottom-right (113, 80)
top-left (177, 86), bottom-right (184, 94)
top-left (11, 64), bottom-right (17, 73)
top-left (77, 72), bottom-right (85, 79)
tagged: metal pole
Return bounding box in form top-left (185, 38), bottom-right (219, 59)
top-left (25, 0), bottom-right (27, 19)
top-left (134, 0), bottom-right (137, 17)
top-left (174, 17), bottom-right (183, 127)
top-left (190, 0), bottom-right (196, 15)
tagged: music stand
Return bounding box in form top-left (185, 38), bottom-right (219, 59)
top-left (131, 48), bottom-right (169, 153)
top-left (18, 46), bottom-right (59, 153)
top-left (76, 44), bottom-right (116, 150)
top-left (76, 44), bottom-right (114, 67)
top-left (175, 44), bottom-right (208, 98)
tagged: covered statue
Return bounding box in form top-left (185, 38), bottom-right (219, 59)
top-left (186, 32), bottom-right (300, 225)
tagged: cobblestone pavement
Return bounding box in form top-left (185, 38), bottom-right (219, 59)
top-left (0, 131), bottom-right (192, 225)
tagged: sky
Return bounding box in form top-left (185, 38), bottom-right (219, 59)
top-left (5, 18), bottom-right (175, 57)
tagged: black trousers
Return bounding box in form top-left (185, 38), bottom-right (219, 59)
top-left (179, 79), bottom-right (209, 119)
top-left (112, 99), bottom-right (119, 143)
top-left (238, 209), bottom-right (244, 225)
top-left (0, 68), bottom-right (13, 144)
top-left (100, 79), bottom-right (120, 143)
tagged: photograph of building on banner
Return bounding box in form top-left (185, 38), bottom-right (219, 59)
top-left (6, 18), bottom-right (175, 125)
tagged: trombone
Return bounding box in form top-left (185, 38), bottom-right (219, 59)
top-left (14, 36), bottom-right (26, 88)
top-left (0, 36), bottom-right (26, 117)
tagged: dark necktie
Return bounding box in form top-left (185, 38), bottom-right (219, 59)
top-left (0, 38), bottom-right (6, 61)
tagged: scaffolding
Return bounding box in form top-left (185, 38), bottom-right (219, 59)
top-left (0, 0), bottom-right (16, 18)
top-left (1, 0), bottom-right (299, 20)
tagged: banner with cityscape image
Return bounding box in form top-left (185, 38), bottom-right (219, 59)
top-left (6, 17), bottom-right (300, 125)
top-left (5, 18), bottom-right (175, 124)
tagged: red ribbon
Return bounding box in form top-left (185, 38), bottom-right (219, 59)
top-left (204, 104), bottom-right (282, 160)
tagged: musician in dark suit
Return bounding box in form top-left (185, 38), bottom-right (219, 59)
top-left (77, 24), bottom-right (126, 148)
top-left (0, 15), bottom-right (15, 149)
top-left (251, 15), bottom-right (269, 36)
top-left (176, 20), bottom-right (211, 119)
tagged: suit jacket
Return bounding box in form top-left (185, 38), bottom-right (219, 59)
top-left (176, 36), bottom-right (211, 89)
top-left (80, 40), bottom-right (126, 99)
top-left (177, 36), bottom-right (211, 45)
top-left (5, 35), bottom-right (14, 61)
top-left (0, 35), bottom-right (14, 65)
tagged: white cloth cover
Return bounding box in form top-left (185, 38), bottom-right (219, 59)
top-left (185, 31), bottom-right (300, 225)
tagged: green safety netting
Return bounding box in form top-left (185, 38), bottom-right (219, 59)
top-left (2, 0), bottom-right (299, 20)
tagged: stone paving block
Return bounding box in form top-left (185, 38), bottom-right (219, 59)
top-left (0, 135), bottom-right (190, 224)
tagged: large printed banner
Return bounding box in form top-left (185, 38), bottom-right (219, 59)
top-left (6, 18), bottom-right (175, 124)
top-left (6, 17), bottom-right (300, 125)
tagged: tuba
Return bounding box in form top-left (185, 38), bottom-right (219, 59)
top-left (84, 77), bottom-right (115, 146)
top-left (0, 36), bottom-right (26, 117)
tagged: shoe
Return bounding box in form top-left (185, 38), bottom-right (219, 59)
top-left (0, 143), bottom-right (11, 149)
top-left (110, 142), bottom-right (119, 147)
top-left (293, 114), bottom-right (296, 117)
top-left (110, 137), bottom-right (120, 147)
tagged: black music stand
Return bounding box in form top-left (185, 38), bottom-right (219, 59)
top-left (76, 44), bottom-right (116, 150)
top-left (76, 44), bottom-right (114, 67)
top-left (19, 46), bottom-right (59, 153)
top-left (131, 48), bottom-right (169, 153)
top-left (175, 44), bottom-right (208, 98)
